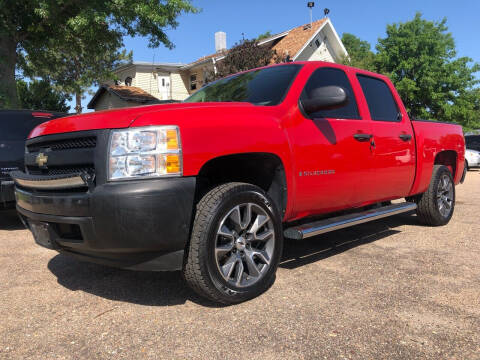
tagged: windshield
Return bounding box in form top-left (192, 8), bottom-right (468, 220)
top-left (184, 64), bottom-right (302, 106)
top-left (466, 135), bottom-right (480, 151)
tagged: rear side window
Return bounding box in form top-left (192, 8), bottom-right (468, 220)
top-left (357, 75), bottom-right (400, 122)
top-left (300, 67), bottom-right (359, 119)
top-left (0, 112), bottom-right (59, 141)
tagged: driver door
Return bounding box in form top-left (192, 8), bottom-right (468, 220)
top-left (288, 67), bottom-right (375, 218)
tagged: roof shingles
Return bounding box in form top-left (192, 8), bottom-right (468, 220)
top-left (272, 19), bottom-right (327, 60)
top-left (87, 85), bottom-right (160, 109)
top-left (107, 85), bottom-right (159, 102)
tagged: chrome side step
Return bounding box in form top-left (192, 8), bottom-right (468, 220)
top-left (284, 202), bottom-right (417, 240)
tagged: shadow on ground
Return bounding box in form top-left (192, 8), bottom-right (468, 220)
top-left (47, 255), bottom-right (216, 307)
top-left (0, 209), bottom-right (25, 231)
top-left (47, 212), bottom-right (418, 307)
top-left (280, 212), bottom-right (418, 269)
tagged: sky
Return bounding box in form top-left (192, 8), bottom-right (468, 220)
top-left (76, 0), bottom-right (480, 112)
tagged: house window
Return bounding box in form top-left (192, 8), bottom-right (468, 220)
top-left (125, 76), bottom-right (132, 86)
top-left (190, 74), bottom-right (197, 90)
top-left (315, 39), bottom-right (321, 48)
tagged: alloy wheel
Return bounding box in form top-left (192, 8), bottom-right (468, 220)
top-left (437, 174), bottom-right (454, 218)
top-left (214, 203), bottom-right (275, 288)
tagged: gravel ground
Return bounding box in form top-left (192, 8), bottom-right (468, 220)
top-left (1, 172), bottom-right (479, 360)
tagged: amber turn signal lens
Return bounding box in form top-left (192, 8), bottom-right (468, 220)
top-left (166, 129), bottom-right (179, 150)
top-left (166, 154), bottom-right (181, 173)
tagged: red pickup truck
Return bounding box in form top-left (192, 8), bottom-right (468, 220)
top-left (11, 62), bottom-right (465, 304)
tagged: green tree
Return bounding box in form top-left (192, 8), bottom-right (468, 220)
top-left (340, 33), bottom-right (376, 72)
top-left (213, 39), bottom-right (280, 80)
top-left (21, 20), bottom-right (131, 113)
top-left (0, 0), bottom-right (198, 110)
top-left (257, 31), bottom-right (272, 41)
top-left (375, 13), bottom-right (479, 126)
top-left (17, 79), bottom-right (71, 112)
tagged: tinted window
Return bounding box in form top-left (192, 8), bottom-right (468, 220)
top-left (466, 135), bottom-right (480, 151)
top-left (185, 65), bottom-right (302, 106)
top-left (300, 67), bottom-right (359, 119)
top-left (357, 75), bottom-right (400, 122)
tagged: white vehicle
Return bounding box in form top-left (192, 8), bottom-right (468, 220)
top-left (465, 149), bottom-right (480, 169)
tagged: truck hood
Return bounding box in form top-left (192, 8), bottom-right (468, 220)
top-left (29, 102), bottom-right (256, 138)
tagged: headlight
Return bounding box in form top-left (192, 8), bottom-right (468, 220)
top-left (108, 126), bottom-right (182, 180)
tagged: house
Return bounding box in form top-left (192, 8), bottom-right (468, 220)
top-left (88, 17), bottom-right (348, 111)
top-left (86, 84), bottom-right (168, 111)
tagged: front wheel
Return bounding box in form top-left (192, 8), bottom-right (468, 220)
top-left (414, 165), bottom-right (455, 226)
top-left (183, 183), bottom-right (283, 304)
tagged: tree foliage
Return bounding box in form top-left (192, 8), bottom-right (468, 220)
top-left (0, 0), bottom-right (198, 111)
top-left (340, 33), bottom-right (376, 72)
top-left (257, 31), bottom-right (272, 41)
top-left (212, 39), bottom-right (280, 80)
top-left (375, 13), bottom-right (479, 128)
top-left (17, 79), bottom-right (71, 112)
top-left (341, 14), bottom-right (479, 130)
top-left (20, 20), bottom-right (132, 113)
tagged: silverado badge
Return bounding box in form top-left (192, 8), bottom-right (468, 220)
top-left (35, 153), bottom-right (48, 167)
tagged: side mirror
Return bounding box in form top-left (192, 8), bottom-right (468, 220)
top-left (300, 85), bottom-right (348, 115)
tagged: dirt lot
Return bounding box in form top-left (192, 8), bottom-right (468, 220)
top-left (1, 172), bottom-right (479, 360)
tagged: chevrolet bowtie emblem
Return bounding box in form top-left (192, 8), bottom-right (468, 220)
top-left (35, 152), bottom-right (48, 167)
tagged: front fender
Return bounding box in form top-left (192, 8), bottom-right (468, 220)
top-left (131, 105), bottom-right (295, 215)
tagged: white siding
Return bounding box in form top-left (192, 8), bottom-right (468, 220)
top-left (135, 70), bottom-right (160, 98)
top-left (308, 39), bottom-right (335, 62)
top-left (295, 30), bottom-right (336, 63)
top-left (111, 65), bottom-right (207, 100)
top-left (171, 72), bottom-right (190, 100)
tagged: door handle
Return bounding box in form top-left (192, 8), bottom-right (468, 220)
top-left (399, 134), bottom-right (412, 141)
top-left (353, 133), bottom-right (373, 142)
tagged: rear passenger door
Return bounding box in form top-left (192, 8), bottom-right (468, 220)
top-left (356, 75), bottom-right (416, 200)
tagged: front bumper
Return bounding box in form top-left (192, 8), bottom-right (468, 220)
top-left (14, 177), bottom-right (196, 271)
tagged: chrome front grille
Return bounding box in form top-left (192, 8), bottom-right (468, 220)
top-left (25, 133), bottom-right (97, 181)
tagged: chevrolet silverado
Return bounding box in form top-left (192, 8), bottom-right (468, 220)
top-left (11, 62), bottom-right (465, 304)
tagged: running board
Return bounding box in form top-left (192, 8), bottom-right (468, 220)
top-left (284, 202), bottom-right (417, 240)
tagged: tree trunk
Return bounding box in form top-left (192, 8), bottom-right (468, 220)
top-left (75, 92), bottom-right (82, 114)
top-left (0, 35), bottom-right (19, 109)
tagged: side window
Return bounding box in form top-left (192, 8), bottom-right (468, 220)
top-left (301, 67), bottom-right (359, 119)
top-left (357, 75), bottom-right (400, 122)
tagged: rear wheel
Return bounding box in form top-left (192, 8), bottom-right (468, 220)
top-left (413, 165), bottom-right (455, 226)
top-left (183, 182), bottom-right (283, 304)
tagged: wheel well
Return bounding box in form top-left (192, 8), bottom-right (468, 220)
top-left (434, 150), bottom-right (457, 178)
top-left (195, 153), bottom-right (287, 216)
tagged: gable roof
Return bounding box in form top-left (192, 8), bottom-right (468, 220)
top-left (271, 18), bottom-right (327, 59)
top-left (87, 85), bottom-right (162, 109)
top-left (183, 18), bottom-right (332, 69)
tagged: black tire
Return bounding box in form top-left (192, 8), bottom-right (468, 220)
top-left (183, 182), bottom-right (284, 304)
top-left (413, 165), bottom-right (455, 226)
